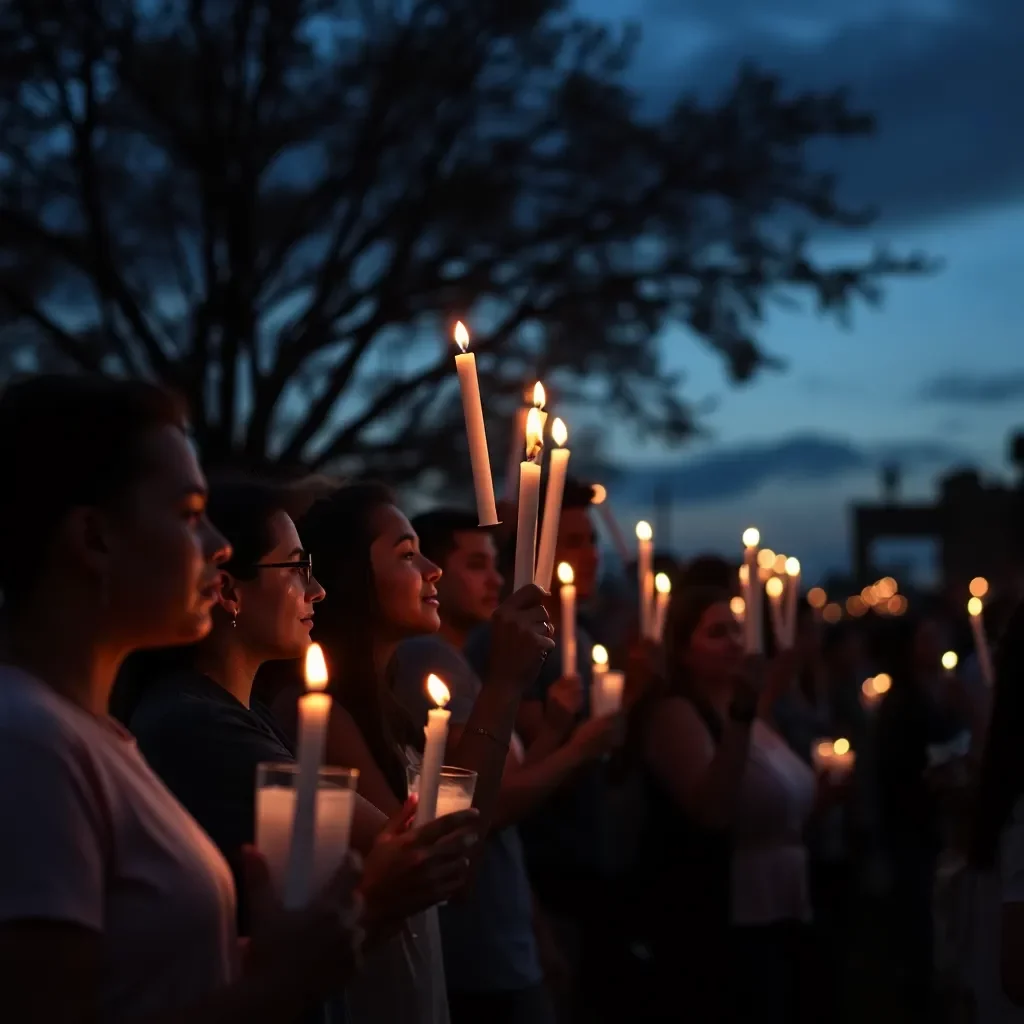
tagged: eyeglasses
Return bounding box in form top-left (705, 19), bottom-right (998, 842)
top-left (251, 556), bottom-right (313, 585)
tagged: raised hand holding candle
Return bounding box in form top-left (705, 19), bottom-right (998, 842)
top-left (636, 521), bottom-right (654, 639)
top-left (414, 674), bottom-right (452, 826)
top-left (653, 572), bottom-right (671, 643)
top-left (513, 407), bottom-right (544, 591)
top-left (783, 557), bottom-right (801, 647)
top-left (558, 562), bottom-right (577, 678)
top-left (741, 528), bottom-right (762, 655)
top-left (453, 322), bottom-right (499, 527)
top-left (535, 418), bottom-right (571, 590)
top-left (968, 597), bottom-right (995, 687)
top-left (765, 576), bottom-right (786, 648)
top-left (283, 643), bottom-right (332, 908)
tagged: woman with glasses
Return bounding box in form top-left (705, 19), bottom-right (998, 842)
top-left (123, 477), bottom-right (481, 940)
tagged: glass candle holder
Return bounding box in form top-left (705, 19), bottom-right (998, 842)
top-left (406, 764), bottom-right (477, 818)
top-left (255, 762), bottom-right (359, 900)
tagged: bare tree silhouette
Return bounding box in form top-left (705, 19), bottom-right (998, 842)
top-left (0, 0), bottom-right (931, 480)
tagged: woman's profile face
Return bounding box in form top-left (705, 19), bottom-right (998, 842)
top-left (230, 511), bottom-right (325, 661)
top-left (102, 426), bottom-right (230, 649)
top-left (369, 504), bottom-right (442, 637)
top-left (679, 601), bottom-right (744, 685)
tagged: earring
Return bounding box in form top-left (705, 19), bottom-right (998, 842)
top-left (231, 611), bottom-right (238, 629)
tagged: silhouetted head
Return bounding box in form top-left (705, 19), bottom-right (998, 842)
top-left (0, 374), bottom-right (228, 657)
top-left (664, 586), bottom-right (743, 700)
top-left (413, 509), bottom-right (502, 631)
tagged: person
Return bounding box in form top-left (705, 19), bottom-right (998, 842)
top-left (876, 613), bottom-right (974, 1021)
top-left (391, 509), bottom-right (617, 1024)
top-left (122, 478), bottom-right (480, 943)
top-left (633, 586), bottom-right (816, 1024)
top-left (968, 599), bottom-right (1024, 1022)
top-left (270, 482), bottom-right (555, 1024)
top-left (0, 375), bottom-right (362, 1023)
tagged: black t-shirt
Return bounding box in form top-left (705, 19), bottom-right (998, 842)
top-left (129, 670), bottom-right (295, 933)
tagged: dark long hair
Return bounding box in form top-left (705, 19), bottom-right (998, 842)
top-left (969, 600), bottom-right (1024, 869)
top-left (299, 481), bottom-right (419, 800)
top-left (112, 476), bottom-right (303, 723)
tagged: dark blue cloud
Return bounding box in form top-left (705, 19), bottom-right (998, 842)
top-left (639, 0), bottom-right (1024, 227)
top-left (918, 369), bottom-right (1024, 405)
top-left (608, 432), bottom-right (962, 505)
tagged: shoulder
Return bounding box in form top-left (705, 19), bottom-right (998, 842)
top-left (391, 637), bottom-right (479, 722)
top-left (644, 695), bottom-right (715, 754)
top-left (0, 666), bottom-right (93, 758)
top-left (130, 676), bottom-right (241, 742)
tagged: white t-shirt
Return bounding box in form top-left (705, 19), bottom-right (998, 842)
top-left (0, 666), bottom-right (239, 1021)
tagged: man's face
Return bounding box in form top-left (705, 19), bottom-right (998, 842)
top-left (554, 506), bottom-right (599, 601)
top-left (436, 530), bottom-right (503, 627)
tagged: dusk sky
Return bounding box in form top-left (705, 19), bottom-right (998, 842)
top-left (578, 0), bottom-right (1024, 581)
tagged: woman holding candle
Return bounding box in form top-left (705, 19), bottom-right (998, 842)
top-left (121, 478), bottom-right (481, 940)
top-left (271, 482), bottom-right (556, 1024)
top-left (631, 586), bottom-right (816, 1024)
top-left (0, 376), bottom-right (364, 1024)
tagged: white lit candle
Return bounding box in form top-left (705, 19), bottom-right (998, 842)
top-left (558, 562), bottom-right (577, 678)
top-left (741, 528), bottom-right (762, 655)
top-left (783, 557), bottom-right (801, 647)
top-left (730, 594), bottom-right (746, 625)
top-left (653, 572), bottom-right (671, 643)
top-left (535, 418), bottom-right (571, 591)
top-left (453, 322), bottom-right (499, 527)
top-left (765, 576), bottom-right (785, 648)
top-left (592, 670), bottom-right (625, 719)
top-left (942, 650), bottom-right (959, 678)
top-left (968, 597), bottom-right (995, 688)
top-left (636, 521), bottom-right (654, 639)
top-left (414, 674), bottom-right (452, 826)
top-left (531, 381), bottom-right (548, 436)
top-left (860, 673), bottom-right (891, 713)
top-left (811, 736), bottom-right (856, 781)
top-left (592, 643), bottom-right (609, 679)
top-left (513, 406), bottom-right (544, 591)
top-left (283, 643), bottom-right (332, 908)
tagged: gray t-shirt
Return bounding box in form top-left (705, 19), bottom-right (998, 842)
top-left (391, 637), bottom-right (542, 993)
top-left (0, 666), bottom-right (238, 1020)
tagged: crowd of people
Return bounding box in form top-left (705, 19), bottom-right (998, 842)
top-left (0, 372), bottom-right (1022, 1024)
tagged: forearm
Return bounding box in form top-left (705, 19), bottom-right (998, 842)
top-left (450, 678), bottom-right (523, 835)
top-left (521, 718), bottom-right (571, 765)
top-left (145, 969), bottom-right (320, 1024)
top-left (493, 742), bottom-right (587, 830)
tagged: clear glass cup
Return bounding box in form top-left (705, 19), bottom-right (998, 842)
top-left (406, 764), bottom-right (478, 818)
top-left (255, 763), bottom-right (359, 900)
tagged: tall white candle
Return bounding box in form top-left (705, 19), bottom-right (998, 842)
top-left (968, 597), bottom-right (995, 687)
top-left (783, 557), bottom-right (801, 648)
top-left (531, 381), bottom-right (548, 436)
top-left (414, 674), bottom-right (452, 826)
top-left (453, 322), bottom-right (499, 527)
top-left (513, 406), bottom-right (544, 591)
top-left (741, 528), bottom-right (762, 654)
top-left (283, 643), bottom-right (332, 909)
top-left (766, 576), bottom-right (786, 649)
top-left (592, 670), bottom-right (625, 719)
top-left (636, 521), bottom-right (654, 639)
top-left (535, 418), bottom-right (571, 591)
top-left (653, 572), bottom-right (671, 643)
top-left (558, 562), bottom-right (577, 678)
top-left (730, 594), bottom-right (746, 625)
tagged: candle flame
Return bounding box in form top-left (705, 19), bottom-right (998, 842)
top-left (730, 595), bottom-right (746, 618)
top-left (773, 553), bottom-right (788, 575)
top-left (454, 321), bottom-right (470, 353)
top-left (655, 572), bottom-right (671, 595)
top-left (525, 406), bottom-right (544, 461)
top-left (807, 587), bottom-right (827, 609)
top-left (532, 381), bottom-right (546, 408)
top-left (304, 643), bottom-right (329, 691)
top-left (592, 644), bottom-right (609, 667)
top-left (738, 564), bottom-right (749, 585)
top-left (426, 673), bottom-right (451, 708)
top-left (968, 596), bottom-right (983, 617)
top-left (590, 483), bottom-right (607, 505)
top-left (552, 417), bottom-right (568, 447)
top-left (862, 677), bottom-right (876, 698)
top-left (969, 576), bottom-right (989, 598)
top-left (635, 520), bottom-right (653, 542)
top-left (557, 562), bottom-right (575, 585)
top-left (833, 737), bottom-right (851, 756)
top-left (742, 527), bottom-right (760, 548)
top-left (785, 557), bottom-right (801, 577)
top-left (873, 672), bottom-right (891, 694)
top-left (941, 650), bottom-right (959, 671)
top-left (816, 740), bottom-right (834, 760)
top-left (756, 548), bottom-right (776, 570)
top-left (765, 576), bottom-right (784, 599)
